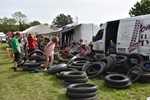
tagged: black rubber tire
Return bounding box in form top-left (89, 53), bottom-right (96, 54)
top-left (84, 62), bottom-right (105, 78)
top-left (104, 81), bottom-right (131, 89)
top-left (109, 55), bottom-right (117, 71)
top-left (28, 49), bottom-right (44, 57)
top-left (67, 83), bottom-right (99, 93)
top-left (17, 60), bottom-right (25, 67)
top-left (98, 57), bottom-right (112, 71)
top-left (69, 94), bottom-right (100, 100)
top-left (127, 53), bottom-right (144, 64)
top-left (66, 91), bottom-right (97, 98)
top-left (62, 80), bottom-right (71, 86)
top-left (123, 58), bottom-right (133, 74)
top-left (67, 64), bottom-right (83, 71)
top-left (56, 68), bottom-right (78, 79)
top-left (82, 62), bottom-right (94, 71)
top-left (23, 66), bottom-right (41, 71)
top-left (72, 60), bottom-right (89, 66)
top-left (23, 62), bottom-right (41, 67)
top-left (104, 74), bottom-right (130, 85)
top-left (139, 61), bottom-right (150, 72)
top-left (131, 69), bottom-right (150, 79)
top-left (116, 55), bottom-right (127, 64)
top-left (68, 56), bottom-right (77, 65)
top-left (127, 66), bottom-right (142, 83)
top-left (86, 66), bottom-right (100, 75)
top-left (64, 77), bottom-right (88, 83)
top-left (62, 71), bottom-right (87, 79)
top-left (48, 63), bottom-right (67, 74)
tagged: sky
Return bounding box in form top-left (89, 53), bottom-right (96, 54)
top-left (0, 0), bottom-right (140, 25)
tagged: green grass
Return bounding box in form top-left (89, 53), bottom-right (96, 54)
top-left (0, 43), bottom-right (150, 100)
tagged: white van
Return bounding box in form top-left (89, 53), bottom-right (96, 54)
top-left (0, 32), bottom-right (6, 43)
top-left (92, 14), bottom-right (150, 59)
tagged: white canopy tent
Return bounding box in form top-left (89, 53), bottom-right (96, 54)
top-left (21, 24), bottom-right (54, 34)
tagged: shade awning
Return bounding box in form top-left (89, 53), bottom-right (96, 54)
top-left (43, 24), bottom-right (81, 35)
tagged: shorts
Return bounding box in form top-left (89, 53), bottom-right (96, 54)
top-left (14, 52), bottom-right (20, 62)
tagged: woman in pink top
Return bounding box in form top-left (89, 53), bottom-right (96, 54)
top-left (44, 36), bottom-right (59, 71)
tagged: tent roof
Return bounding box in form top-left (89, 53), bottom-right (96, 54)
top-left (21, 24), bottom-right (54, 34)
top-left (43, 23), bottom-right (81, 35)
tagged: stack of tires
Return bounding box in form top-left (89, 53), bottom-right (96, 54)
top-left (28, 49), bottom-right (45, 63)
top-left (22, 62), bottom-right (41, 71)
top-left (68, 57), bottom-right (89, 71)
top-left (82, 62), bottom-right (105, 78)
top-left (104, 74), bottom-right (131, 89)
top-left (128, 61), bottom-right (150, 83)
top-left (61, 71), bottom-right (88, 86)
top-left (111, 55), bottom-right (127, 73)
top-left (66, 83), bottom-right (100, 100)
top-left (123, 53), bottom-right (144, 74)
top-left (56, 68), bottom-right (78, 79)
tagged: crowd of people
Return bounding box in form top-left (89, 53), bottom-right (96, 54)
top-left (9, 32), bottom-right (93, 72)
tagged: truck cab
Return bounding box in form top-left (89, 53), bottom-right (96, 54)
top-left (92, 15), bottom-right (150, 59)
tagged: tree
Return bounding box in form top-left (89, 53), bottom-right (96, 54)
top-left (44, 23), bottom-right (49, 26)
top-left (129, 0), bottom-right (150, 16)
top-left (29, 20), bottom-right (41, 26)
top-left (52, 13), bottom-right (73, 28)
top-left (12, 11), bottom-right (27, 31)
top-left (0, 17), bottom-right (18, 33)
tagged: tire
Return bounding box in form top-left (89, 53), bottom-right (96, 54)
top-left (64, 77), bottom-right (88, 83)
top-left (23, 66), bottom-right (41, 71)
top-left (123, 58), bottom-right (133, 74)
top-left (139, 61), bottom-right (150, 72)
top-left (116, 55), bottom-right (127, 64)
top-left (68, 56), bottom-right (77, 65)
top-left (62, 80), bottom-right (71, 86)
top-left (66, 91), bottom-right (97, 98)
top-left (127, 66), bottom-right (142, 83)
top-left (127, 53), bottom-right (144, 64)
top-left (69, 94), bottom-right (100, 100)
top-left (67, 64), bottom-right (83, 70)
top-left (62, 71), bottom-right (87, 79)
top-left (48, 63), bottom-right (67, 74)
top-left (82, 62), bottom-right (94, 71)
top-left (17, 60), bottom-right (25, 67)
top-left (84, 62), bottom-right (105, 78)
top-left (23, 62), bottom-right (41, 67)
top-left (104, 74), bottom-right (130, 85)
top-left (67, 83), bottom-right (99, 93)
top-left (104, 81), bottom-right (131, 89)
top-left (28, 49), bottom-right (43, 57)
top-left (109, 55), bottom-right (117, 71)
top-left (56, 68), bottom-right (78, 79)
top-left (131, 69), bottom-right (150, 79)
top-left (72, 60), bottom-right (89, 66)
top-left (98, 57), bottom-right (112, 71)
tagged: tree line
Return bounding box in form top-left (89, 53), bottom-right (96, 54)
top-left (0, 0), bottom-right (149, 33)
top-left (0, 12), bottom-right (73, 33)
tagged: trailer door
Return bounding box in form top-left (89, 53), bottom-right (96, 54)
top-left (116, 19), bottom-right (141, 54)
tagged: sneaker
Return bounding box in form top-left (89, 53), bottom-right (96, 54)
top-left (44, 68), bottom-right (47, 71)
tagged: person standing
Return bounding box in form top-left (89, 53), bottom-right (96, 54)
top-left (11, 32), bottom-right (21, 72)
top-left (44, 36), bottom-right (59, 71)
top-left (27, 33), bottom-right (36, 53)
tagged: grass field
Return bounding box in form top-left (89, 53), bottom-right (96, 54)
top-left (0, 43), bottom-right (150, 100)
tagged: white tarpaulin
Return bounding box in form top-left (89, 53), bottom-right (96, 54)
top-left (21, 24), bottom-right (54, 34)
